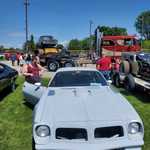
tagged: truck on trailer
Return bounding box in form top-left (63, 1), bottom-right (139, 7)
top-left (37, 35), bottom-right (75, 71)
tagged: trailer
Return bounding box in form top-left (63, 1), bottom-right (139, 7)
top-left (37, 35), bottom-right (76, 71)
top-left (112, 52), bottom-right (150, 93)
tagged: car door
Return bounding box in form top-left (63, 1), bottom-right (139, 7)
top-left (23, 82), bottom-right (46, 105)
top-left (0, 66), bottom-right (4, 92)
top-left (0, 64), bottom-right (9, 91)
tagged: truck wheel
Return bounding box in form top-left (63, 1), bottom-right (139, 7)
top-left (64, 61), bottom-right (75, 67)
top-left (47, 61), bottom-right (59, 72)
top-left (124, 74), bottom-right (135, 92)
top-left (131, 61), bottom-right (139, 76)
top-left (120, 60), bottom-right (130, 74)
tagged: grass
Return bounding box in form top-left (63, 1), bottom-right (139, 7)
top-left (0, 77), bottom-right (150, 150)
top-left (119, 89), bottom-right (150, 150)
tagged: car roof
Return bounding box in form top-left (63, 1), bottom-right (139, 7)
top-left (56, 67), bottom-right (98, 73)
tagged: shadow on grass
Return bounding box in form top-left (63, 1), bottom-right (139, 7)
top-left (119, 88), bottom-right (150, 103)
top-left (23, 101), bottom-right (34, 110)
top-left (0, 84), bottom-right (19, 101)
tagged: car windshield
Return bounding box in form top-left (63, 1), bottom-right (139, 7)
top-left (49, 71), bottom-right (107, 87)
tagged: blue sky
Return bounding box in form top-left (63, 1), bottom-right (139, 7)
top-left (0, 0), bottom-right (149, 48)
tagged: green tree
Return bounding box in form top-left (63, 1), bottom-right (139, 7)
top-left (135, 10), bottom-right (150, 40)
top-left (23, 34), bottom-right (36, 52)
top-left (28, 34), bottom-right (36, 51)
top-left (68, 39), bottom-right (81, 50)
top-left (80, 35), bottom-right (95, 50)
top-left (97, 26), bottom-right (127, 36)
top-left (0, 45), bottom-right (4, 51)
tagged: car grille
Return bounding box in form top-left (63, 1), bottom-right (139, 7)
top-left (56, 128), bottom-right (88, 141)
top-left (55, 126), bottom-right (124, 141)
top-left (94, 126), bottom-right (124, 138)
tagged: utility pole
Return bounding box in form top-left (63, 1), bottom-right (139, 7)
top-left (89, 20), bottom-right (93, 57)
top-left (141, 16), bottom-right (144, 49)
top-left (24, 0), bottom-right (30, 52)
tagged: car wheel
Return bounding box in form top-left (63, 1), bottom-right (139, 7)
top-left (114, 74), bottom-right (121, 88)
top-left (47, 61), bottom-right (59, 72)
top-left (10, 79), bottom-right (16, 92)
top-left (124, 74), bottom-right (135, 92)
top-left (64, 61), bottom-right (75, 67)
top-left (32, 138), bottom-right (35, 150)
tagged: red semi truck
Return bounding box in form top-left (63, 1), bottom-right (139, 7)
top-left (95, 28), bottom-right (141, 70)
top-left (95, 27), bottom-right (141, 58)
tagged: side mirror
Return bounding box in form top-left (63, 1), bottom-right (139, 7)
top-left (107, 80), bottom-right (112, 85)
top-left (34, 82), bottom-right (41, 87)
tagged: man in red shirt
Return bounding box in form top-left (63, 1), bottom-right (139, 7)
top-left (96, 55), bottom-right (112, 80)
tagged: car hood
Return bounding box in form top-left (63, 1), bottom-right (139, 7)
top-left (35, 86), bottom-right (141, 124)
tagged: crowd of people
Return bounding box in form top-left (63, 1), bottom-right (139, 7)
top-left (9, 51), bottom-right (120, 84)
top-left (9, 52), bottom-right (46, 84)
top-left (10, 53), bottom-right (32, 67)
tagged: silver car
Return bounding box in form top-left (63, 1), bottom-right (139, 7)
top-left (23, 67), bottom-right (144, 150)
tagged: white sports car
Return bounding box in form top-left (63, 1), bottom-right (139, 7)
top-left (23, 67), bottom-right (144, 150)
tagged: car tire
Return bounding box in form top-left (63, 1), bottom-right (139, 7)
top-left (64, 61), bottom-right (75, 67)
top-left (124, 74), bottom-right (135, 92)
top-left (120, 60), bottom-right (130, 74)
top-left (9, 79), bottom-right (16, 92)
top-left (32, 138), bottom-right (35, 150)
top-left (47, 61), bottom-right (59, 72)
top-left (114, 74), bottom-right (121, 88)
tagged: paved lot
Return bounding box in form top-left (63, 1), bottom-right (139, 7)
top-left (0, 60), bottom-right (53, 78)
top-left (0, 60), bottom-right (96, 78)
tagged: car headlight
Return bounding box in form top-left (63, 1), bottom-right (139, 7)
top-left (128, 122), bottom-right (142, 134)
top-left (36, 125), bottom-right (50, 137)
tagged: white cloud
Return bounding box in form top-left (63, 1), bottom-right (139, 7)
top-left (7, 32), bottom-right (25, 38)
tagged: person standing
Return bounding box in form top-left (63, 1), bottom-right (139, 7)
top-left (22, 56), bottom-right (45, 84)
top-left (26, 53), bottom-right (32, 64)
top-left (16, 53), bottom-right (21, 66)
top-left (10, 53), bottom-right (16, 66)
top-left (96, 55), bottom-right (112, 80)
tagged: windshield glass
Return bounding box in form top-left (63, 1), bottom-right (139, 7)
top-left (49, 71), bottom-right (107, 87)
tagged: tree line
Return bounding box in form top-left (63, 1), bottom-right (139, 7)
top-left (0, 10), bottom-right (149, 52)
top-left (68, 10), bottom-right (150, 50)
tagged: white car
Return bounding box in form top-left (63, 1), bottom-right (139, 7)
top-left (23, 67), bottom-right (144, 150)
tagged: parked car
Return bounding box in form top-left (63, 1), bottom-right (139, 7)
top-left (23, 67), bottom-right (144, 150)
top-left (0, 53), bottom-right (5, 60)
top-left (0, 63), bottom-right (18, 92)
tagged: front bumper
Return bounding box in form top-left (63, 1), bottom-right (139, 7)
top-left (35, 139), bottom-right (144, 150)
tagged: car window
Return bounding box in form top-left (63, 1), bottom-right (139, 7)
top-left (0, 64), bottom-right (5, 73)
top-left (124, 38), bottom-right (133, 46)
top-left (102, 40), bottom-right (115, 46)
top-left (49, 71), bottom-right (107, 87)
